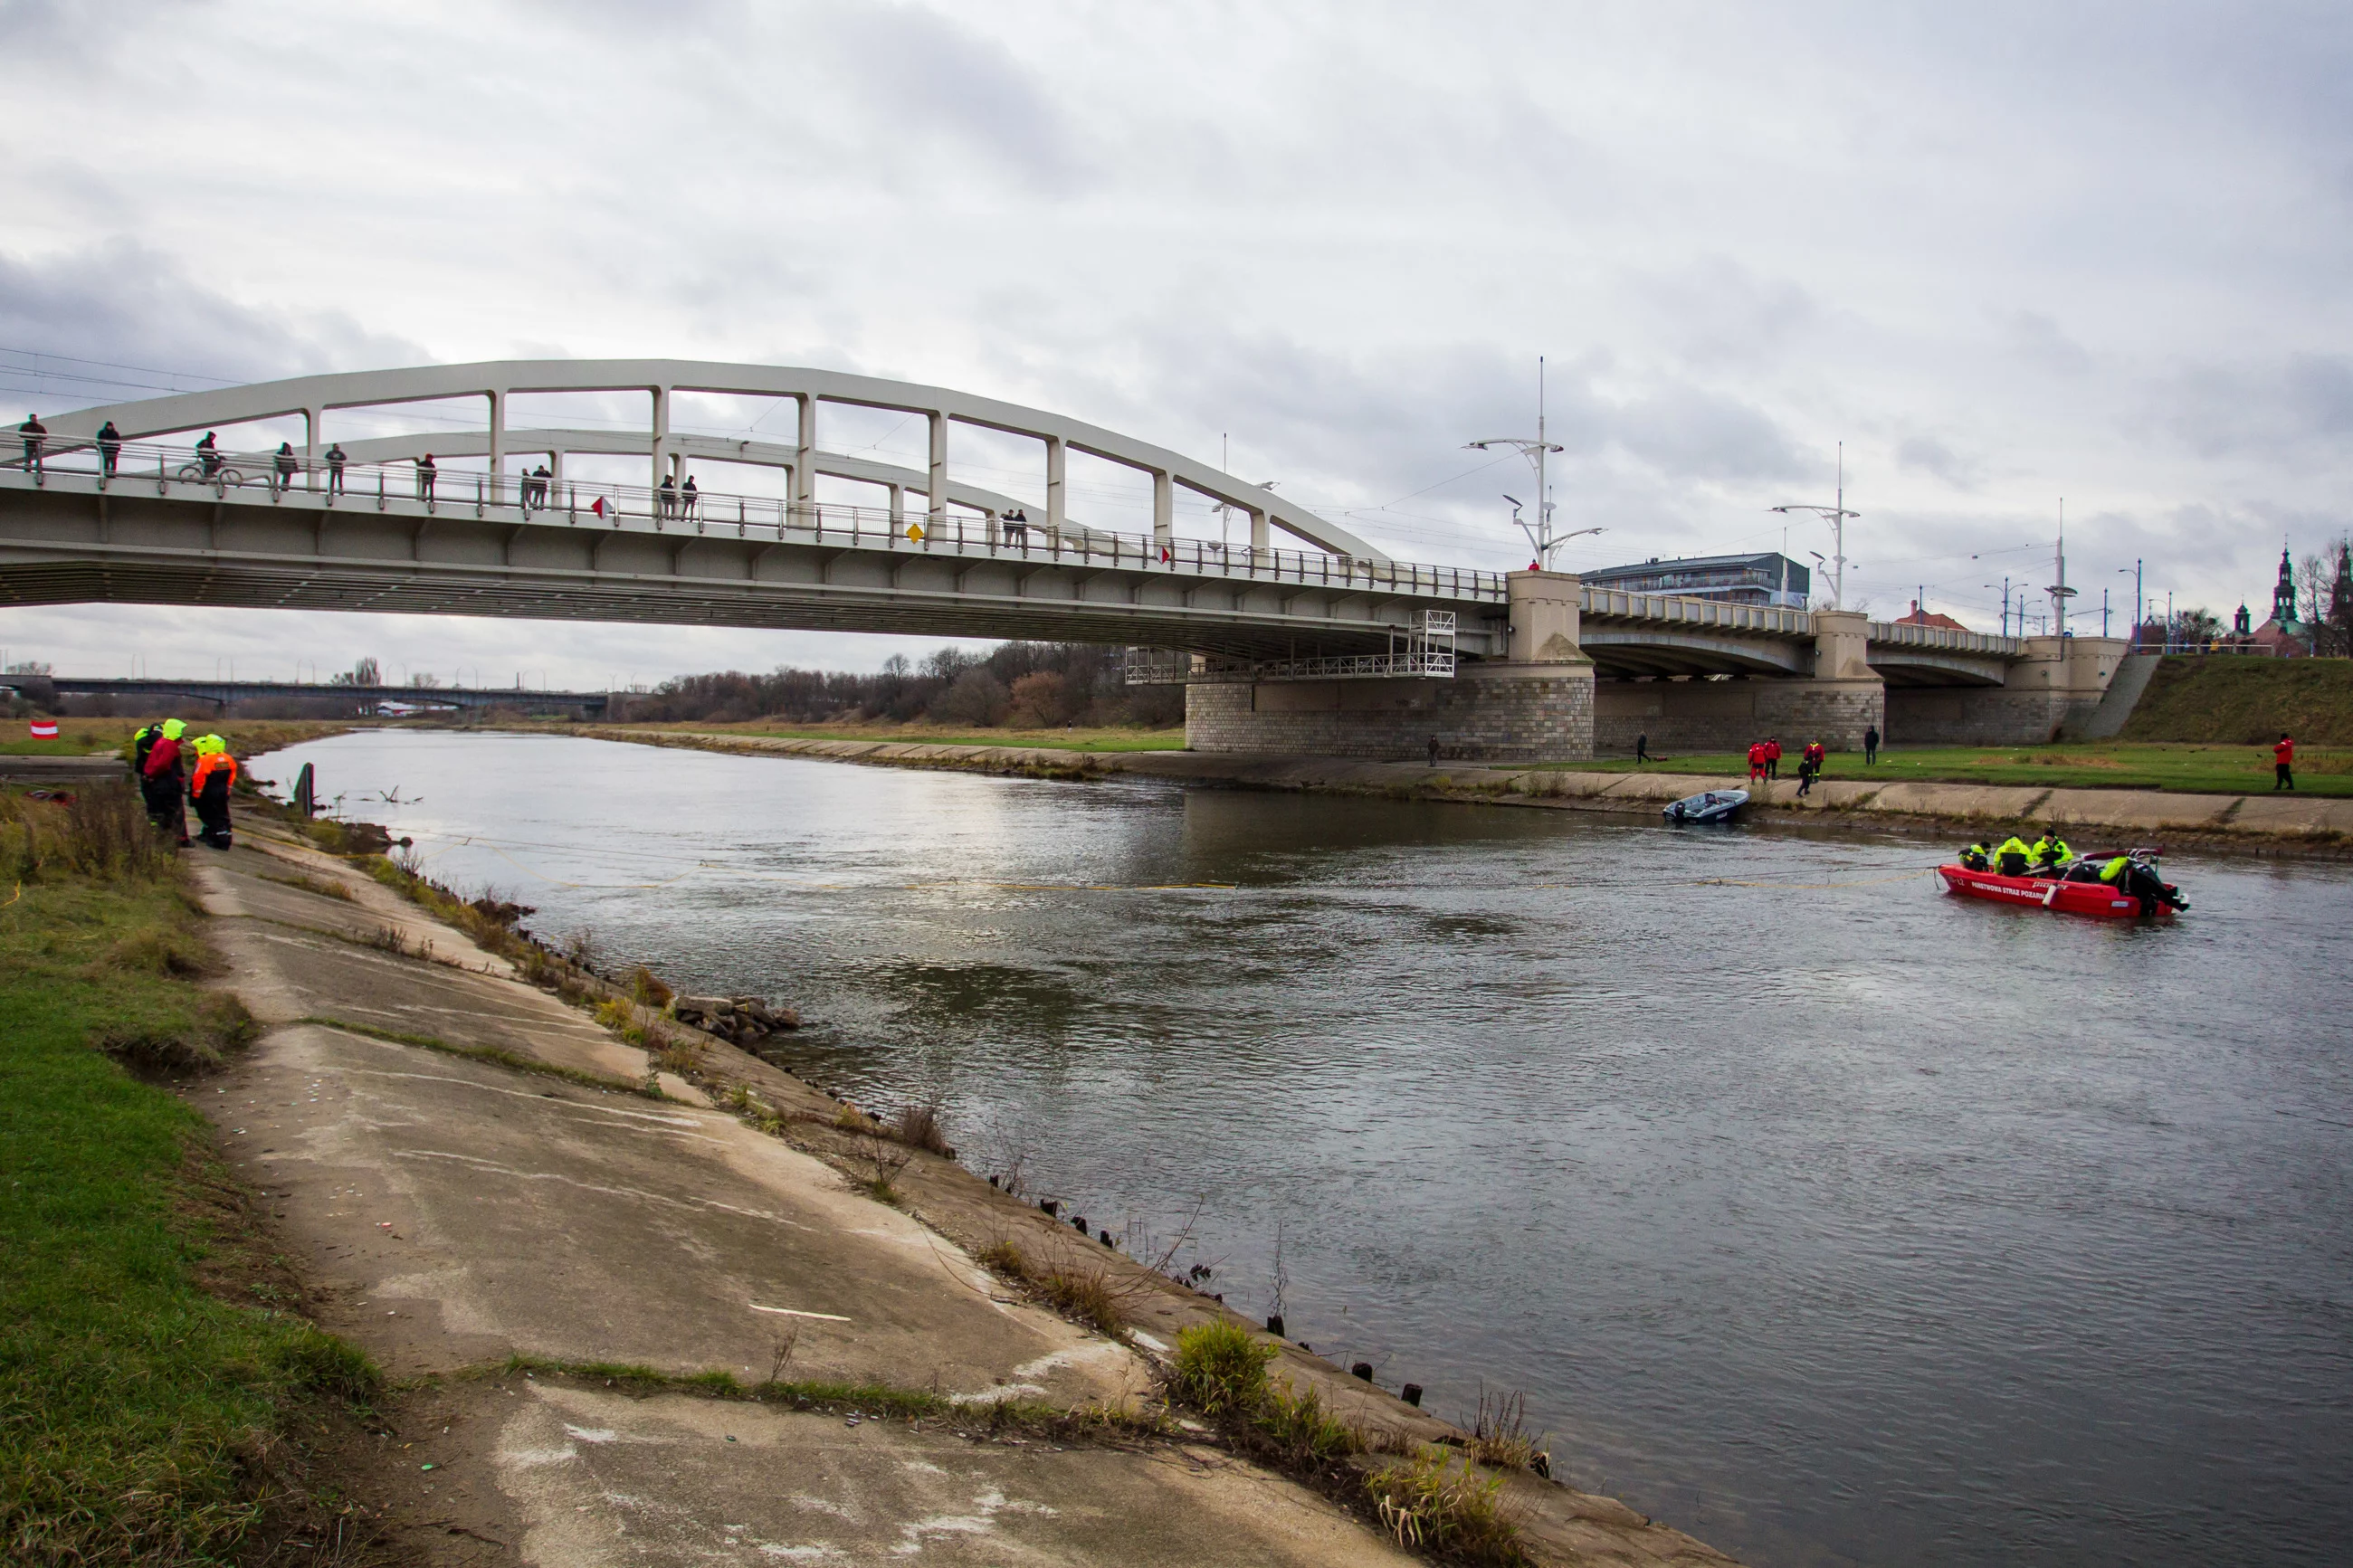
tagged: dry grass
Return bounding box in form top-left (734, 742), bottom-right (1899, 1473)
top-left (92, 993), bottom-right (259, 1076)
top-left (1367, 1447), bottom-right (1529, 1565)
top-left (891, 1098), bottom-right (953, 1156)
top-left (252, 869), bottom-right (356, 902)
top-left (976, 1235), bottom-right (1136, 1338)
top-left (1464, 1386), bottom-right (1547, 1474)
top-left (0, 782), bottom-right (175, 882)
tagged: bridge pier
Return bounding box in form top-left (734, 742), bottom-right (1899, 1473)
top-left (1185, 571), bottom-right (1597, 762)
top-left (1885, 635), bottom-right (2126, 745)
top-left (1591, 610), bottom-right (1884, 754)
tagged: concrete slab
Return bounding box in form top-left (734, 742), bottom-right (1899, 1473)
top-left (400, 1377), bottom-right (1418, 1568)
top-left (1855, 782), bottom-right (2050, 821)
top-left (2225, 794), bottom-right (2353, 835)
top-left (205, 1022), bottom-right (1141, 1406)
top-left (2035, 790), bottom-right (2236, 832)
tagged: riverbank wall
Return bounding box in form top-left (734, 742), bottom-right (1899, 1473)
top-left (579, 728), bottom-right (2353, 852)
top-left (162, 798), bottom-right (1733, 1565)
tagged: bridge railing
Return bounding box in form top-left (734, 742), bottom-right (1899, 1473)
top-left (6, 436), bottom-right (1509, 604)
top-left (1864, 621), bottom-right (2022, 657)
top-left (1579, 586), bottom-right (1815, 637)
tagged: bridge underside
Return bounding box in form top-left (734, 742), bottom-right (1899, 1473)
top-left (1580, 628), bottom-right (1811, 679)
top-left (0, 481), bottom-right (1487, 661)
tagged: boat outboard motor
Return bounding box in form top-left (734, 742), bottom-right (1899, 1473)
top-left (2122, 851), bottom-right (2189, 915)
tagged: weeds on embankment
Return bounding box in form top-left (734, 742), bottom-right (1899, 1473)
top-left (976, 1237), bottom-right (1138, 1339)
top-left (0, 789), bottom-right (382, 1566)
top-left (1165, 1321), bottom-right (1532, 1566)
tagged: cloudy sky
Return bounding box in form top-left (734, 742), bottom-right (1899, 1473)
top-left (3, 0), bottom-right (2348, 685)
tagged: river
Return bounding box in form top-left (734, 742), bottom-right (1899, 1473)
top-left (250, 729), bottom-right (2353, 1568)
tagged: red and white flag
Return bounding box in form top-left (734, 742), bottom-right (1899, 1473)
top-left (592, 496), bottom-right (611, 519)
top-left (28, 719), bottom-right (59, 738)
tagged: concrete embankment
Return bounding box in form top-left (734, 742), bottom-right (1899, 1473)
top-left (584, 729), bottom-right (2353, 851)
top-left (189, 805), bottom-right (1734, 1566)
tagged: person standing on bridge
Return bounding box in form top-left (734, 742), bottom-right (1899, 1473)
top-left (415, 452), bottom-right (436, 502)
top-left (529, 462), bottom-right (551, 509)
top-left (273, 442), bottom-right (298, 495)
top-left (96, 420), bottom-right (122, 478)
top-left (2275, 732), bottom-right (2296, 790)
top-left (325, 441), bottom-right (348, 496)
top-left (18, 413), bottom-right (46, 475)
top-left (681, 474), bottom-right (699, 520)
top-left (658, 473), bottom-right (677, 519)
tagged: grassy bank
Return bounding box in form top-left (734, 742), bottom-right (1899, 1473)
top-left (1558, 740), bottom-right (2353, 796)
top-left (2120, 656), bottom-right (2353, 746)
top-left (0, 717), bottom-right (356, 759)
top-left (0, 784), bottom-right (376, 1565)
top-left (623, 718), bottom-right (1187, 753)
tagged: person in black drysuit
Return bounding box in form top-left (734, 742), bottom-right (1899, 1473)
top-left (96, 420), bottom-right (122, 477)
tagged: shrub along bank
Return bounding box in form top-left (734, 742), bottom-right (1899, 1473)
top-left (0, 784), bottom-right (376, 1565)
top-left (2120, 656), bottom-right (2353, 746)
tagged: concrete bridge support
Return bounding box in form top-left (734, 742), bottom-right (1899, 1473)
top-left (1590, 610), bottom-right (1885, 754)
top-left (1884, 636), bottom-right (2128, 745)
top-left (1186, 571), bottom-right (1598, 762)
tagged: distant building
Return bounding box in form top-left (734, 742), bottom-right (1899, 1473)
top-left (1580, 551), bottom-right (1809, 609)
top-left (1893, 599), bottom-right (1969, 632)
top-left (2250, 546), bottom-right (2310, 656)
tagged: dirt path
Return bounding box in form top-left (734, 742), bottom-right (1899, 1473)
top-left (185, 811), bottom-right (1736, 1566)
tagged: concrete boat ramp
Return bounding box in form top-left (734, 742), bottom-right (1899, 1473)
top-left (186, 813), bottom-right (1736, 1566)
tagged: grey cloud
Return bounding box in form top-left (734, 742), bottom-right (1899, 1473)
top-left (1897, 433), bottom-right (1986, 489)
top-left (0, 242), bottom-right (426, 409)
top-left (806, 2), bottom-right (1093, 194)
top-left (2007, 311), bottom-right (2092, 375)
top-left (2152, 353), bottom-right (2353, 460)
top-left (1634, 258), bottom-right (1821, 367)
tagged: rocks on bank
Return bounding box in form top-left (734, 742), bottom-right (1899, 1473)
top-left (670, 992), bottom-right (800, 1045)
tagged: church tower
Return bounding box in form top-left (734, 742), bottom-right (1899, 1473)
top-left (2273, 547), bottom-right (2298, 628)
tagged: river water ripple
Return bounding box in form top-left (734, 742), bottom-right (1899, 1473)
top-left (252, 730), bottom-right (2353, 1568)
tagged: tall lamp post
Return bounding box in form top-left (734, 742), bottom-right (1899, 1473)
top-left (2120, 560), bottom-right (2143, 648)
top-left (1771, 442), bottom-right (1860, 611)
top-left (1468, 356), bottom-right (1585, 569)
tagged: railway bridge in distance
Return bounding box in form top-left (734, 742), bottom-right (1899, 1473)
top-left (1, 359), bottom-right (2121, 760)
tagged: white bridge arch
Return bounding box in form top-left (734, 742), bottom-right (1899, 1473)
top-left (34, 359), bottom-right (1382, 561)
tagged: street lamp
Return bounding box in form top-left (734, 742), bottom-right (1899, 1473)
top-left (1771, 442), bottom-right (1859, 611)
top-left (2119, 560), bottom-right (2143, 648)
top-left (1468, 356), bottom-right (1586, 569)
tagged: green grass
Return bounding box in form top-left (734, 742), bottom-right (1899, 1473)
top-left (0, 717), bottom-right (348, 758)
top-left (0, 830), bottom-right (376, 1564)
top-left (2122, 656), bottom-right (2353, 746)
top-left (634, 721), bottom-right (1188, 753)
top-left (1552, 741), bottom-right (2353, 796)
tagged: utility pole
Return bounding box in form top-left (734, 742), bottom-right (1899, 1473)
top-left (2101, 586), bottom-right (2110, 637)
top-left (2047, 499), bottom-right (2078, 639)
top-left (1770, 442), bottom-right (1859, 610)
top-left (1468, 356), bottom-right (1603, 568)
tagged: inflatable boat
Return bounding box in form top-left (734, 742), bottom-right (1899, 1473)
top-left (1664, 788), bottom-right (1748, 824)
top-left (1937, 863), bottom-right (2177, 920)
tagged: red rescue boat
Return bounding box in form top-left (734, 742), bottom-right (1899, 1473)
top-left (1937, 864), bottom-right (2171, 920)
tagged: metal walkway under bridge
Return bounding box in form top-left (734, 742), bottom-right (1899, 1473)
top-left (1, 360), bottom-right (2018, 683)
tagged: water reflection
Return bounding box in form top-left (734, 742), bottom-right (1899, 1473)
top-left (251, 730), bottom-right (2353, 1568)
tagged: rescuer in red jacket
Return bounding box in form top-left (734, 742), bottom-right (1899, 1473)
top-left (1747, 740), bottom-right (1768, 784)
top-left (2275, 733), bottom-right (2295, 791)
top-left (141, 717), bottom-right (190, 845)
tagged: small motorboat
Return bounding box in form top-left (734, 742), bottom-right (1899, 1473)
top-left (1937, 856), bottom-right (2186, 920)
top-left (1664, 788), bottom-right (1748, 824)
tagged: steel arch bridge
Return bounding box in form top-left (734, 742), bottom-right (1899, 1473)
top-left (0, 358), bottom-right (2024, 683)
top-left (1, 359), bottom-right (1513, 661)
